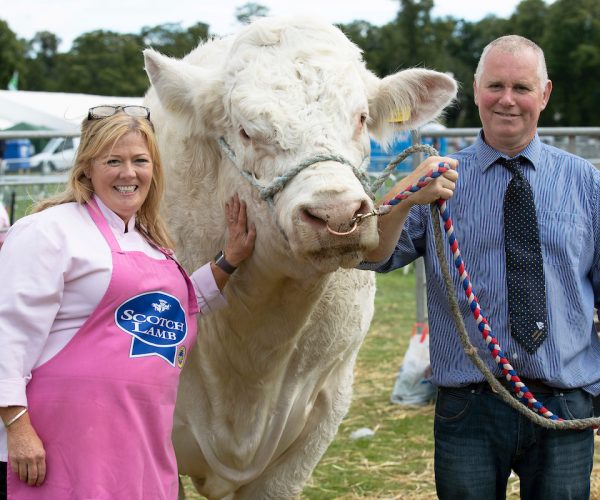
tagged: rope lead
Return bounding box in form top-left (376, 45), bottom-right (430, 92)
top-left (373, 144), bottom-right (600, 430)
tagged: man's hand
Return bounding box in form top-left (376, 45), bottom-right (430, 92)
top-left (363, 156), bottom-right (459, 263)
top-left (382, 156), bottom-right (459, 208)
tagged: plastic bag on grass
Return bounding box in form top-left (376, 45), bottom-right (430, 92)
top-left (390, 323), bottom-right (435, 405)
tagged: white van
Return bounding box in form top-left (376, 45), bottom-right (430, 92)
top-left (30, 137), bottom-right (80, 174)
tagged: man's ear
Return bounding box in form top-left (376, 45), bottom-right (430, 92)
top-left (540, 79), bottom-right (552, 110)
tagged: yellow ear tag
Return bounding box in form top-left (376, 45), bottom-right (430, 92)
top-left (389, 109), bottom-right (411, 123)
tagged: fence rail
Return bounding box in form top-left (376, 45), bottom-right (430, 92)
top-left (2, 126), bottom-right (600, 140)
top-left (2, 126), bottom-right (600, 214)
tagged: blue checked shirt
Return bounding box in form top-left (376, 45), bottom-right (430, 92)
top-left (361, 132), bottom-right (600, 393)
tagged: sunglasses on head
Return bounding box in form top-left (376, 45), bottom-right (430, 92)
top-left (88, 105), bottom-right (151, 121)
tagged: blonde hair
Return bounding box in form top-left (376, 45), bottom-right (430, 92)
top-left (34, 110), bottom-right (174, 249)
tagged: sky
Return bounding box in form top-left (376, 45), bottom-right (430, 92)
top-left (1, 0), bottom-right (528, 52)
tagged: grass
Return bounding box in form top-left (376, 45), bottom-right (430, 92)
top-left (301, 270), bottom-right (435, 499)
top-left (1, 181), bottom-right (64, 221)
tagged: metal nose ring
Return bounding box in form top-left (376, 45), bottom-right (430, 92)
top-left (326, 222), bottom-right (358, 236)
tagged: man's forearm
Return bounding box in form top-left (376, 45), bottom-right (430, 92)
top-left (363, 202), bottom-right (412, 263)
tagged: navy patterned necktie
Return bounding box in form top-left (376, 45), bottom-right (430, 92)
top-left (502, 157), bottom-right (548, 354)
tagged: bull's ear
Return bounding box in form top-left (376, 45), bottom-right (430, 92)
top-left (367, 69), bottom-right (457, 144)
top-left (143, 48), bottom-right (225, 128)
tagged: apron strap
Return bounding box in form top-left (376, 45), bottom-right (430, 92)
top-left (180, 269), bottom-right (200, 316)
top-left (85, 198), bottom-right (123, 253)
top-left (85, 198), bottom-right (199, 315)
top-left (163, 254), bottom-right (200, 316)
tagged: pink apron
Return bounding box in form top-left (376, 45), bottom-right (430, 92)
top-left (8, 200), bottom-right (198, 499)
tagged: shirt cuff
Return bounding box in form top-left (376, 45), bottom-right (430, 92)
top-left (356, 259), bottom-right (387, 271)
top-left (189, 263), bottom-right (228, 313)
top-left (0, 378), bottom-right (28, 408)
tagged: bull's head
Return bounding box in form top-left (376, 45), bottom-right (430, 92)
top-left (144, 17), bottom-right (457, 277)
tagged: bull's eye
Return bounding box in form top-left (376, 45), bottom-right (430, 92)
top-left (360, 113), bottom-right (368, 126)
top-left (239, 127), bottom-right (251, 142)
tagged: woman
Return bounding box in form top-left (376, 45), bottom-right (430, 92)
top-left (0, 200), bottom-right (8, 248)
top-left (0, 105), bottom-right (256, 499)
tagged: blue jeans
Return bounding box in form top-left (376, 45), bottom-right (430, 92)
top-left (434, 384), bottom-right (594, 500)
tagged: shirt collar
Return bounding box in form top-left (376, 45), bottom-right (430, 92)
top-left (93, 194), bottom-right (137, 233)
top-left (475, 131), bottom-right (542, 172)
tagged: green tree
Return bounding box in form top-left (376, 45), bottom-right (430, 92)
top-left (0, 19), bottom-right (26, 90)
top-left (141, 22), bottom-right (209, 59)
top-left (542, 0), bottom-right (600, 125)
top-left (59, 30), bottom-right (147, 96)
top-left (338, 20), bottom-right (385, 74)
top-left (508, 0), bottom-right (548, 43)
top-left (368, 0), bottom-right (437, 77)
top-left (446, 15), bottom-right (510, 127)
top-left (187, 22), bottom-right (211, 47)
top-left (235, 3), bottom-right (269, 25)
top-left (27, 30), bottom-right (61, 60)
top-left (23, 31), bottom-right (62, 91)
top-left (395, 0), bottom-right (435, 67)
top-left (341, 2), bottom-right (467, 126)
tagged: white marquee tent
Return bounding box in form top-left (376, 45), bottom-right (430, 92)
top-left (0, 90), bottom-right (144, 131)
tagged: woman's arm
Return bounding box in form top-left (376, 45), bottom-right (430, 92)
top-left (0, 216), bottom-right (67, 485)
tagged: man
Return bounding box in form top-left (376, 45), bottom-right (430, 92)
top-left (361, 35), bottom-right (600, 499)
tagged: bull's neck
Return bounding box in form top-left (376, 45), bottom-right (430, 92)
top-left (212, 261), bottom-right (330, 359)
top-left (229, 262), bottom-right (331, 332)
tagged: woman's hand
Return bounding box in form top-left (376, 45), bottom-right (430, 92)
top-left (223, 194), bottom-right (256, 267)
top-left (6, 413), bottom-right (46, 486)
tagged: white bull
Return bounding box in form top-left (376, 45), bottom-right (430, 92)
top-left (143, 16), bottom-right (457, 499)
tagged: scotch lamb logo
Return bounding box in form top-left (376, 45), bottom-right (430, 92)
top-left (115, 291), bottom-right (187, 366)
top-left (152, 299), bottom-right (171, 313)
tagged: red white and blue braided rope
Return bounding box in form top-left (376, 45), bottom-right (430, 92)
top-left (383, 162), bottom-right (561, 421)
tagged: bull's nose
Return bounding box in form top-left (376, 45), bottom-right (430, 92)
top-left (301, 199), bottom-right (370, 235)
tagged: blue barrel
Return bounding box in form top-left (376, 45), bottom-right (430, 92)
top-left (369, 131), bottom-right (412, 173)
top-left (369, 129), bottom-right (447, 174)
top-left (3, 139), bottom-right (32, 172)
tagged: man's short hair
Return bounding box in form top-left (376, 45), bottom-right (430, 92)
top-left (474, 35), bottom-right (548, 91)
